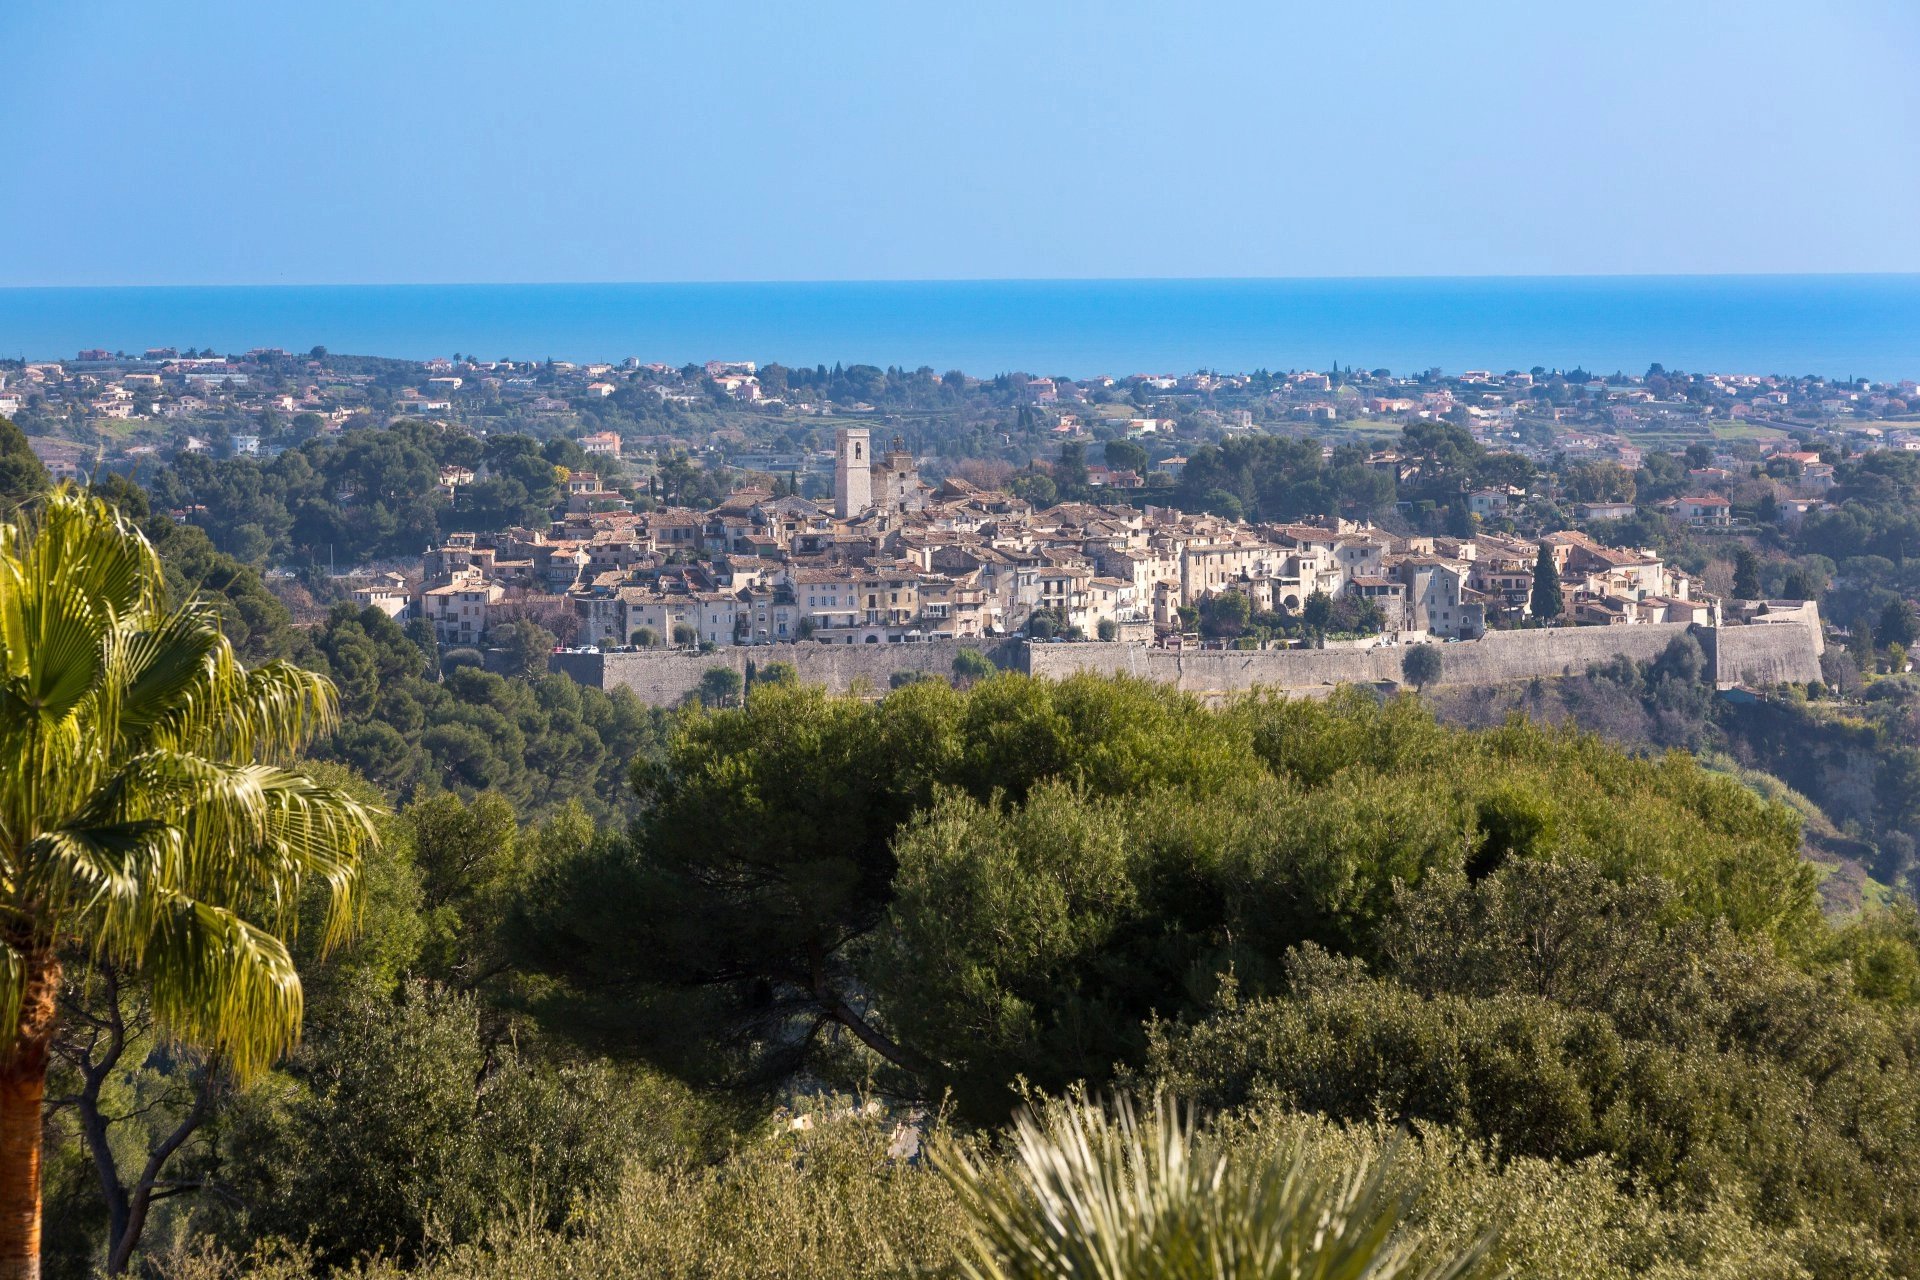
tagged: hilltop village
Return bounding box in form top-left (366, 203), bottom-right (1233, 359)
top-left (390, 426), bottom-right (1812, 658)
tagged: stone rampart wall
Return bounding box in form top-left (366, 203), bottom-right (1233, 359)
top-left (552, 618), bottom-right (1823, 706)
top-left (1024, 623), bottom-right (1706, 696)
top-left (556, 639), bottom-right (1014, 704)
top-left (1706, 619), bottom-right (1826, 688)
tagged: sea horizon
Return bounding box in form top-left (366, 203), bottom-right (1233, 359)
top-left (4, 273), bottom-right (1918, 381)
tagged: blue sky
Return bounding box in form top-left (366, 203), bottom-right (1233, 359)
top-left (3, 1), bottom-right (1917, 285)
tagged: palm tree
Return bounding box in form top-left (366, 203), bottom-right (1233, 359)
top-left (936, 1093), bottom-right (1498, 1280)
top-left (0, 486), bottom-right (375, 1279)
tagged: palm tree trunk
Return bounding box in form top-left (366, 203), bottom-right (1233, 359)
top-left (0, 1064), bottom-right (44, 1280)
top-left (0, 947), bottom-right (61, 1280)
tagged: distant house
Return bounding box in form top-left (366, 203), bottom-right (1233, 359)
top-left (1665, 494), bottom-right (1732, 527)
top-left (577, 431), bottom-right (622, 457)
top-left (1776, 498), bottom-right (1825, 527)
top-left (419, 571), bottom-right (505, 645)
top-left (1574, 501), bottom-right (1637, 522)
top-left (1086, 466), bottom-right (1144, 490)
top-left (1468, 488), bottom-right (1523, 518)
top-left (351, 573), bottom-right (411, 621)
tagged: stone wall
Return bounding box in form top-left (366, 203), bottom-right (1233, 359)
top-left (552, 618), bottom-right (1823, 706)
top-left (1704, 619), bottom-right (1826, 688)
top-left (1025, 622), bottom-right (1708, 696)
top-left (557, 639), bottom-right (1015, 705)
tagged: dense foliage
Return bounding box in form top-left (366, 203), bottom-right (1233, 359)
top-left (293, 602), bottom-right (670, 822)
top-left (135, 421), bottom-right (599, 566)
top-left (0, 416), bottom-right (49, 509)
top-left (148, 1095), bottom-right (1907, 1280)
top-left (40, 782), bottom-right (712, 1278)
top-left (523, 680), bottom-right (1821, 1109)
top-left (1146, 862), bottom-right (1920, 1275)
top-left (25, 669), bottom-right (1920, 1278)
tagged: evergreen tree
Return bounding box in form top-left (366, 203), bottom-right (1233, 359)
top-left (1529, 545), bottom-right (1564, 622)
top-left (0, 417), bottom-right (47, 509)
top-left (1733, 547), bottom-right (1763, 600)
top-left (1879, 598), bottom-right (1917, 651)
top-left (1849, 616), bottom-right (1877, 667)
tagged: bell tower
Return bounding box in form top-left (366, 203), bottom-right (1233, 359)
top-left (835, 427), bottom-right (871, 518)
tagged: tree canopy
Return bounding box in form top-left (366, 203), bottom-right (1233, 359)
top-left (522, 677), bottom-right (1821, 1115)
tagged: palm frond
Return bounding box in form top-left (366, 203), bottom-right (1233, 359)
top-left (141, 895), bottom-right (305, 1078)
top-left (935, 1094), bottom-right (1502, 1280)
top-left (224, 661), bottom-right (342, 759)
top-left (58, 753), bottom-right (372, 964)
top-left (242, 767), bottom-right (373, 952)
top-left (110, 603), bottom-right (229, 753)
top-left (25, 822), bottom-right (183, 945)
top-left (19, 485), bottom-right (163, 623)
top-left (8, 575), bottom-right (106, 725)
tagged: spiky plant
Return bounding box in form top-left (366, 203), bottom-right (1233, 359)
top-left (0, 486), bottom-right (376, 1279)
top-left (935, 1094), bottom-right (1499, 1280)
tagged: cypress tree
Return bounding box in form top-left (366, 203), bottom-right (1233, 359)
top-left (1733, 548), bottom-right (1762, 600)
top-left (1530, 545), bottom-right (1564, 623)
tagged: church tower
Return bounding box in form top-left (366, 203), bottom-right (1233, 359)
top-left (835, 427), bottom-right (871, 518)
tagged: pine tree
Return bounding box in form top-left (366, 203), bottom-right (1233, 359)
top-left (1530, 545), bottom-right (1564, 623)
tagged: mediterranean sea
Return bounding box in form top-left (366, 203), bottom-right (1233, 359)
top-left (2, 276), bottom-right (1918, 380)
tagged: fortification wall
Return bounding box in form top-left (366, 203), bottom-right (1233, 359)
top-left (1707, 619), bottom-right (1826, 688)
top-left (552, 618), bottom-right (1823, 706)
top-left (557, 639), bottom-right (1014, 704)
top-left (1023, 622), bottom-right (1706, 696)
top-left (1023, 642), bottom-right (1389, 692)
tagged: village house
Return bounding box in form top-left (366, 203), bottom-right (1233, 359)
top-left (1664, 494), bottom-right (1733, 527)
top-left (418, 569), bottom-right (505, 646)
